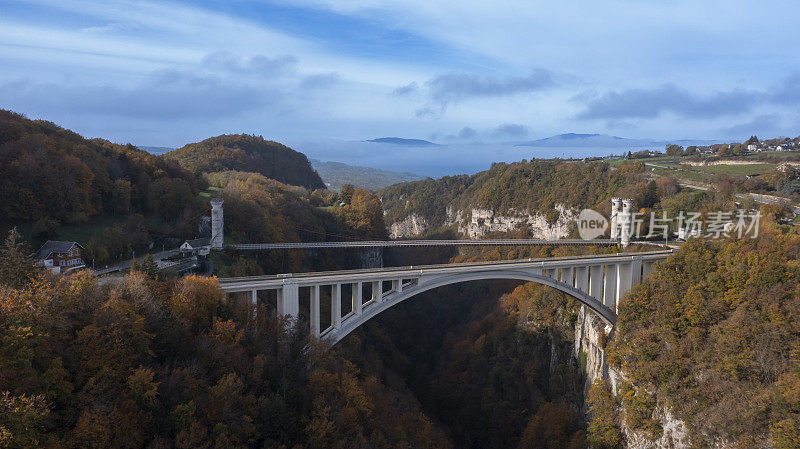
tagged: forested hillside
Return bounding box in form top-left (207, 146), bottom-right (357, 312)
top-left (0, 259), bottom-right (450, 448)
top-left (166, 135), bottom-right (325, 190)
top-left (0, 109), bottom-right (200, 226)
top-left (605, 219), bottom-right (800, 448)
top-left (380, 160), bottom-right (628, 230)
top-left (0, 232), bottom-right (608, 449)
top-left (203, 171), bottom-right (386, 275)
top-left (0, 111), bottom-right (381, 268)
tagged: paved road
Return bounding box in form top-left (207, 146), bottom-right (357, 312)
top-left (228, 238), bottom-right (617, 250)
top-left (93, 249), bottom-right (180, 275)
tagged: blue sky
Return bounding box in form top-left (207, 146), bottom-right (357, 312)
top-left (2, 0), bottom-right (800, 157)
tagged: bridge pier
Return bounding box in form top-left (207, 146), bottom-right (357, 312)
top-left (603, 264), bottom-right (617, 309)
top-left (561, 267), bottom-right (574, 286)
top-left (642, 260), bottom-right (655, 278)
top-left (371, 281), bottom-right (381, 302)
top-left (615, 263), bottom-right (632, 312)
top-left (575, 266), bottom-right (590, 293)
top-left (589, 265), bottom-right (604, 300)
top-left (332, 284), bottom-right (342, 329)
top-left (354, 282), bottom-right (363, 315)
top-left (310, 285), bottom-right (321, 337)
top-left (277, 282), bottom-right (300, 319)
top-left (250, 289), bottom-right (258, 319)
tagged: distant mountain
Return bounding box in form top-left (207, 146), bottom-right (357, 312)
top-left (165, 134), bottom-right (326, 190)
top-left (515, 133), bottom-right (717, 148)
top-left (366, 137), bottom-right (441, 146)
top-left (310, 159), bottom-right (423, 191)
top-left (138, 146), bottom-right (175, 155)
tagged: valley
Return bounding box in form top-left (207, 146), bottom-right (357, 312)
top-left (1, 111), bottom-right (799, 449)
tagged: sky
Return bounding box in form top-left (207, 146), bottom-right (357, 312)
top-left (2, 0), bottom-right (800, 173)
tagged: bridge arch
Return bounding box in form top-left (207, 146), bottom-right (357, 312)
top-left (326, 269), bottom-right (615, 346)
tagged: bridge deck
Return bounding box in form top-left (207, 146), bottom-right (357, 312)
top-left (218, 250), bottom-right (673, 291)
top-left (227, 238), bottom-right (616, 250)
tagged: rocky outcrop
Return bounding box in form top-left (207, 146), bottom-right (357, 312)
top-left (457, 206), bottom-right (577, 239)
top-left (389, 205), bottom-right (578, 239)
top-left (575, 307), bottom-right (692, 449)
top-left (622, 407), bottom-right (691, 449)
top-left (389, 213), bottom-right (429, 238)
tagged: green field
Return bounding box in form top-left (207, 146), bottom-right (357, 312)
top-left (606, 151), bottom-right (797, 184)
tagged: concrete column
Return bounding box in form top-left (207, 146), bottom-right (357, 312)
top-left (616, 263), bottom-right (633, 311)
top-left (575, 266), bottom-right (589, 293)
top-left (371, 281), bottom-right (381, 302)
top-left (310, 285), bottom-right (320, 337)
top-left (589, 265), bottom-right (603, 300)
top-left (277, 282), bottom-right (299, 319)
top-left (392, 279), bottom-right (402, 294)
top-left (332, 284), bottom-right (341, 329)
top-left (354, 282), bottom-right (363, 315)
top-left (603, 264), bottom-right (617, 309)
top-left (561, 267), bottom-right (574, 286)
top-left (630, 257), bottom-right (642, 285)
top-left (642, 261), bottom-right (654, 279)
top-left (250, 289), bottom-right (258, 320)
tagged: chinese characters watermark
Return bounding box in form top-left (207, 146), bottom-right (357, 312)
top-left (577, 209), bottom-right (761, 241)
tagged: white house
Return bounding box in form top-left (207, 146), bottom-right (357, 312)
top-left (180, 238), bottom-right (211, 256)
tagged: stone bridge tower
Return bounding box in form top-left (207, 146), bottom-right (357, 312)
top-left (609, 197), bottom-right (622, 240)
top-left (610, 197), bottom-right (634, 247)
top-left (211, 198), bottom-right (224, 250)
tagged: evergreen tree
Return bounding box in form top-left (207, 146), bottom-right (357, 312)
top-left (0, 227), bottom-right (36, 288)
top-left (339, 184), bottom-right (354, 204)
top-left (140, 255), bottom-right (158, 280)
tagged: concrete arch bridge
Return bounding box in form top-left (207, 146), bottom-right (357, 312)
top-left (218, 250), bottom-right (672, 345)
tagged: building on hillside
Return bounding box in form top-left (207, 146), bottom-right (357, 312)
top-left (180, 238), bottom-right (211, 256)
top-left (747, 144), bottom-right (760, 152)
top-left (35, 240), bottom-right (85, 273)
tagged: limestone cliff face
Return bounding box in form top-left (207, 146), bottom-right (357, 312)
top-left (389, 213), bottom-right (429, 238)
top-left (575, 307), bottom-right (691, 449)
top-left (389, 205), bottom-right (577, 239)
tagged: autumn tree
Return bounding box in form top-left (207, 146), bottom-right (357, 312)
top-left (339, 184), bottom-right (354, 204)
top-left (0, 227), bottom-right (35, 288)
top-left (665, 144), bottom-right (684, 156)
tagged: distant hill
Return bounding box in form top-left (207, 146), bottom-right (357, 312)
top-left (515, 133), bottom-right (717, 148)
top-left (165, 134), bottom-right (326, 190)
top-left (0, 109), bottom-right (199, 225)
top-left (310, 159), bottom-right (423, 191)
top-left (380, 159), bottom-right (626, 232)
top-left (366, 137), bottom-right (441, 146)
